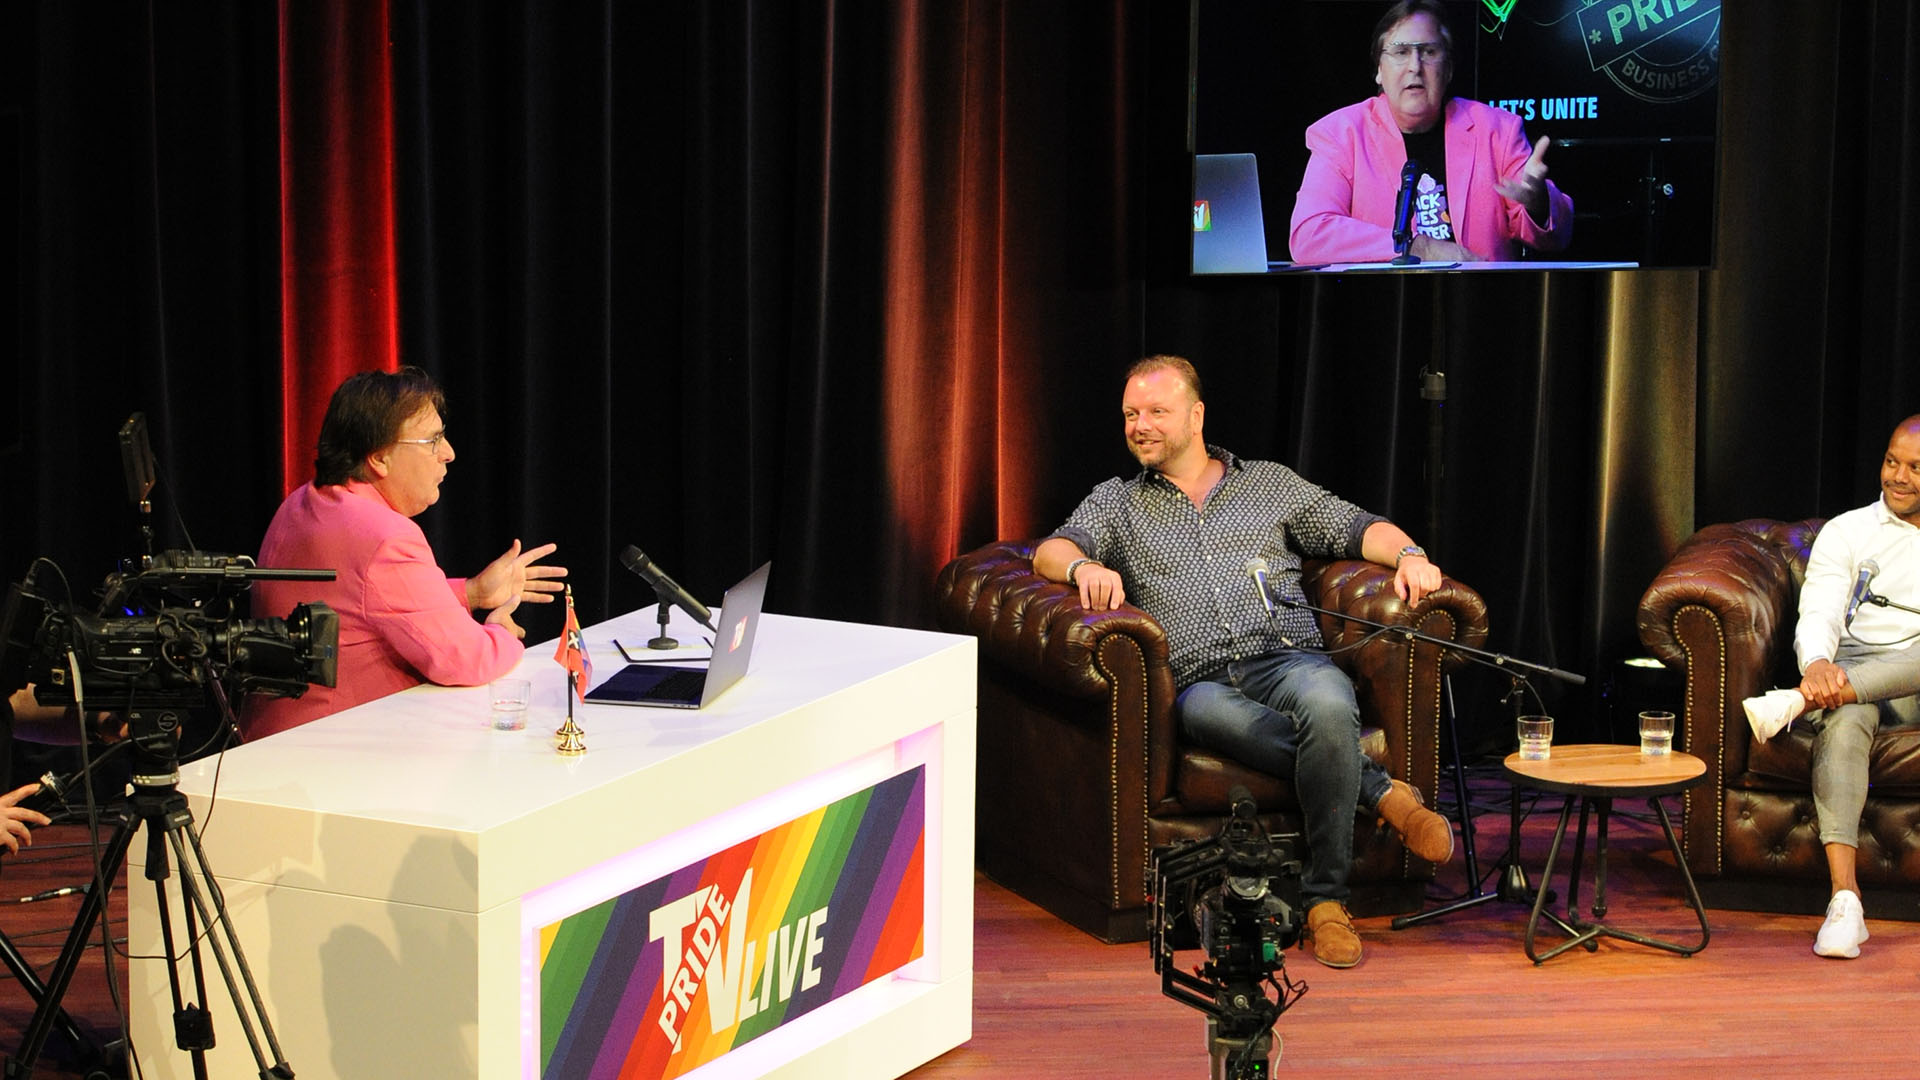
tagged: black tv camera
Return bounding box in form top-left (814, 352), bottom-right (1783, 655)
top-left (1, 551), bottom-right (339, 794)
top-left (2, 552), bottom-right (339, 712)
top-left (1149, 787), bottom-right (1308, 1080)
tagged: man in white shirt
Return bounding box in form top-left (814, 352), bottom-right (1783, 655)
top-left (1750, 414), bottom-right (1920, 958)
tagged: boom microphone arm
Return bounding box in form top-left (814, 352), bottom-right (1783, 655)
top-left (1274, 592), bottom-right (1586, 688)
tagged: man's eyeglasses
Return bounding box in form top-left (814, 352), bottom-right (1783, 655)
top-left (394, 430), bottom-right (448, 452)
top-left (1382, 41), bottom-right (1447, 66)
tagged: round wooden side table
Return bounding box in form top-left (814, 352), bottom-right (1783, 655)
top-left (1503, 743), bottom-right (1712, 964)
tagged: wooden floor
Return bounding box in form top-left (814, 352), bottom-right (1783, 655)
top-left (0, 824), bottom-right (127, 1080)
top-left (914, 783), bottom-right (1920, 1079)
top-left (2, 780), bottom-right (1917, 1077)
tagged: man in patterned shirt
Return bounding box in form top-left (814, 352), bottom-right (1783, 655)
top-left (1035, 355), bottom-right (1453, 969)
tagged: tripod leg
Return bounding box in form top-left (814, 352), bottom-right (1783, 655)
top-left (1440, 674), bottom-right (1482, 893)
top-left (166, 819), bottom-right (294, 1076)
top-left (4, 813), bottom-right (139, 1078)
top-left (1391, 676), bottom-right (1500, 930)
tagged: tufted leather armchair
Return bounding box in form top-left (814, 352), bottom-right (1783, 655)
top-left (933, 539), bottom-right (1490, 942)
top-left (1638, 518), bottom-right (1920, 914)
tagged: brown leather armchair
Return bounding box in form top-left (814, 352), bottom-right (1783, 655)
top-left (933, 539), bottom-right (1490, 942)
top-left (1638, 518), bottom-right (1920, 914)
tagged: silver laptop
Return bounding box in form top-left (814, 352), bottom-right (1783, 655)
top-left (1192, 153), bottom-right (1270, 274)
top-left (583, 562), bottom-right (770, 709)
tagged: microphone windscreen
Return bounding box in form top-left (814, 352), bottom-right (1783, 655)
top-left (1245, 556), bottom-right (1270, 575)
top-left (1862, 559), bottom-right (1880, 577)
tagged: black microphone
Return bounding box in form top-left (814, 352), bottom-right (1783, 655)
top-left (619, 546), bottom-right (716, 631)
top-left (1391, 159), bottom-right (1421, 263)
top-left (1845, 558), bottom-right (1881, 629)
top-left (1246, 556), bottom-right (1278, 617)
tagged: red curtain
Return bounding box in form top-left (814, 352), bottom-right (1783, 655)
top-left (277, 0), bottom-right (398, 495)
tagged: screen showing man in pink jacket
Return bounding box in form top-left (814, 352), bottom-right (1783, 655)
top-left (243, 367), bottom-right (567, 739)
top-left (1288, 0), bottom-right (1573, 264)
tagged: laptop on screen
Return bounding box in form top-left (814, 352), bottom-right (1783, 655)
top-left (583, 561), bottom-right (771, 709)
top-left (1192, 153), bottom-right (1271, 274)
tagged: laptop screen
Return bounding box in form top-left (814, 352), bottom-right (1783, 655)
top-left (1192, 153), bottom-right (1270, 274)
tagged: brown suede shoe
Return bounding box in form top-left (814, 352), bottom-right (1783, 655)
top-left (1377, 779), bottom-right (1455, 864)
top-left (1304, 901), bottom-right (1362, 968)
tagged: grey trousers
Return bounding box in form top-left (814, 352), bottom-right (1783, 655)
top-left (1809, 639), bottom-right (1920, 847)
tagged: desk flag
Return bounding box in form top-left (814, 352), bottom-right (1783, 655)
top-left (554, 586), bottom-right (591, 701)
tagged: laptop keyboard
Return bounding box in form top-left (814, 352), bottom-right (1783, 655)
top-left (641, 669), bottom-right (708, 701)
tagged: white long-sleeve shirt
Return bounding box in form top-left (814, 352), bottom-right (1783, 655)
top-left (1795, 496), bottom-right (1920, 671)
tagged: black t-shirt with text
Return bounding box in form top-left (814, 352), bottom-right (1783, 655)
top-left (1400, 124), bottom-right (1452, 242)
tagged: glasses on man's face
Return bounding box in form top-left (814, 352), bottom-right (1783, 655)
top-left (394, 430), bottom-right (448, 452)
top-left (1382, 41), bottom-right (1447, 66)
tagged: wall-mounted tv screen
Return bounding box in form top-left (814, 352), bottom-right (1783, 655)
top-left (1190, 0), bottom-right (1721, 274)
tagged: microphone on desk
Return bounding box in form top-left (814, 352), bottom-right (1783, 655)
top-left (619, 545), bottom-right (716, 632)
top-left (1845, 558), bottom-right (1881, 629)
top-left (1391, 159), bottom-right (1421, 265)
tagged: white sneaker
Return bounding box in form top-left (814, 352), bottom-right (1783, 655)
top-left (1743, 688), bottom-right (1805, 744)
top-left (1813, 889), bottom-right (1868, 958)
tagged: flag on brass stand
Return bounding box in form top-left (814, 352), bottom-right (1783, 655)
top-left (553, 586), bottom-right (592, 701)
top-left (552, 586), bottom-right (588, 755)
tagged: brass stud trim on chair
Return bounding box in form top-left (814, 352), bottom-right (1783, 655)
top-left (1094, 633), bottom-right (1147, 911)
top-left (1672, 602), bottom-right (1726, 875)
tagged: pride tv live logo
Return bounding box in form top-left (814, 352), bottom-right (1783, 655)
top-left (537, 766), bottom-right (927, 1079)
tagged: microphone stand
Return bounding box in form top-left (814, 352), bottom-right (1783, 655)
top-left (1862, 590), bottom-right (1920, 618)
top-left (1391, 160), bottom-right (1421, 265)
top-left (1264, 591), bottom-right (1589, 932)
top-left (648, 586), bottom-right (681, 650)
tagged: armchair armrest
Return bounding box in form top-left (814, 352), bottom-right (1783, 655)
top-left (933, 540), bottom-right (1171, 702)
top-left (1300, 560), bottom-right (1490, 800)
top-left (1637, 520), bottom-right (1818, 699)
top-left (1636, 517), bottom-right (1823, 875)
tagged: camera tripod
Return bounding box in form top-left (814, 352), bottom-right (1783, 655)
top-left (5, 713), bottom-right (293, 1079)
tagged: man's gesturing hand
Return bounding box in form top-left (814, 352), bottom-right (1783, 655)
top-left (467, 540), bottom-right (568, 611)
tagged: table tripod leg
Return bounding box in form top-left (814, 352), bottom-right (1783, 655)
top-left (1565, 798), bottom-right (1591, 919)
top-left (1593, 799), bottom-right (1612, 919)
top-left (1647, 796), bottom-right (1711, 955)
top-left (1525, 798), bottom-right (1596, 963)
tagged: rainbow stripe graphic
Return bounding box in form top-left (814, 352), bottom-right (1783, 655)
top-left (537, 766), bottom-right (927, 1079)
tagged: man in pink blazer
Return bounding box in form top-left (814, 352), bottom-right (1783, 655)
top-left (1288, 0), bottom-right (1572, 264)
top-left (245, 368), bottom-right (566, 738)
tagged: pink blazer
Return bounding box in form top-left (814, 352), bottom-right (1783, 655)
top-left (243, 480), bottom-right (523, 738)
top-left (1288, 95), bottom-right (1573, 263)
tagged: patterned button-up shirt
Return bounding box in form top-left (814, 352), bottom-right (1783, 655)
top-left (1049, 445), bottom-right (1382, 688)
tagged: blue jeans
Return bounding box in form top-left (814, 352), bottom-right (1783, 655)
top-left (1176, 650), bottom-right (1392, 908)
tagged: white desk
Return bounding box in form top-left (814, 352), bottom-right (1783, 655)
top-left (126, 609), bottom-right (976, 1079)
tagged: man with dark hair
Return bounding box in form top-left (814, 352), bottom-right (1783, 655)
top-left (244, 367), bottom-right (567, 738)
top-left (1749, 414), bottom-right (1920, 958)
top-left (1034, 355), bottom-right (1453, 969)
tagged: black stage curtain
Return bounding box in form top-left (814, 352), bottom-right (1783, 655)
top-left (7, 1), bottom-right (1917, 751)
